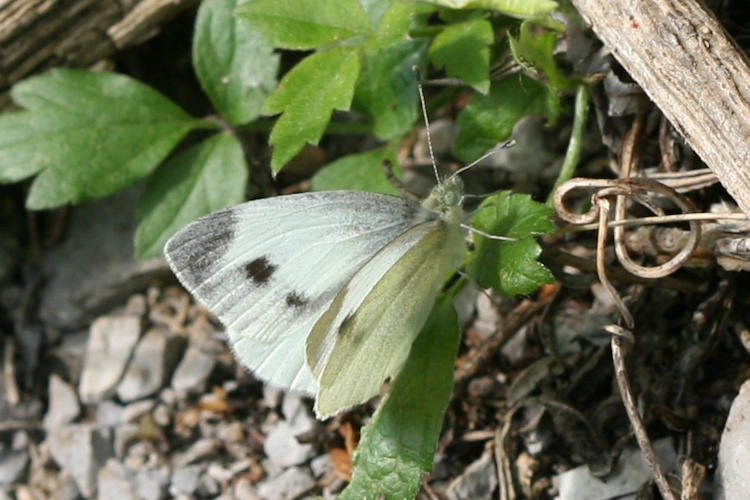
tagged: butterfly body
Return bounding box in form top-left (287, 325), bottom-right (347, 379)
top-left (165, 177), bottom-right (467, 417)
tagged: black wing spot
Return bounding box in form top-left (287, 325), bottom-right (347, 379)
top-left (286, 292), bottom-right (308, 308)
top-left (245, 256), bottom-right (276, 285)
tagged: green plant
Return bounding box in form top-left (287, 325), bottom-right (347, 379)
top-left (0, 0), bottom-right (584, 497)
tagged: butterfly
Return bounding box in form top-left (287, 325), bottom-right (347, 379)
top-left (164, 172), bottom-right (471, 418)
top-left (164, 75), bottom-right (513, 418)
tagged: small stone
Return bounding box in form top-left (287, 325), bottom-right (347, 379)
top-left (97, 459), bottom-right (137, 500)
top-left (310, 453), bottom-right (334, 479)
top-left (134, 467), bottom-right (168, 500)
top-left (43, 375), bottom-right (81, 430)
top-left (96, 401), bottom-right (125, 427)
top-left (172, 439), bottom-right (220, 467)
top-left (716, 378), bottom-right (750, 500)
top-left (216, 421), bottom-right (244, 444)
top-left (0, 449), bottom-right (29, 484)
top-left (281, 393), bottom-right (315, 434)
top-left (151, 404), bottom-right (170, 427)
top-left (169, 465), bottom-right (204, 497)
top-left (79, 315), bottom-right (142, 404)
top-left (121, 399), bottom-right (156, 423)
top-left (113, 423), bottom-right (140, 459)
top-left (116, 326), bottom-right (186, 402)
top-left (263, 422), bottom-right (315, 467)
top-left (234, 477), bottom-right (260, 500)
top-left (445, 450), bottom-right (498, 500)
top-left (257, 467), bottom-right (315, 500)
top-left (47, 424), bottom-right (112, 498)
top-left (171, 318), bottom-right (221, 394)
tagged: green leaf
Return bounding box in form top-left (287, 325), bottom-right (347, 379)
top-left (368, 1), bottom-right (433, 50)
top-left (135, 132), bottom-right (247, 259)
top-left (421, 0), bottom-right (557, 18)
top-left (429, 18), bottom-right (493, 94)
top-left (508, 21), bottom-right (572, 91)
top-left (264, 47), bottom-right (360, 173)
top-left (339, 296), bottom-right (460, 500)
top-left (454, 74), bottom-right (560, 162)
top-left (193, 0), bottom-right (279, 125)
top-left (0, 69), bottom-right (204, 209)
top-left (466, 191), bottom-right (555, 295)
top-left (311, 145), bottom-right (400, 194)
top-left (236, 0), bottom-right (371, 50)
top-left (353, 39), bottom-right (427, 139)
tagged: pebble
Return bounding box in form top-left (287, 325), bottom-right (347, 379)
top-left (0, 449), bottom-right (29, 484)
top-left (78, 315), bottom-right (142, 404)
top-left (46, 425), bottom-right (112, 498)
top-left (716, 378), bottom-right (750, 500)
top-left (445, 449), bottom-right (497, 500)
top-left (256, 467), bottom-right (315, 500)
top-left (43, 375), bottom-right (81, 430)
top-left (97, 459), bottom-right (136, 500)
top-left (169, 464), bottom-right (204, 497)
top-left (116, 326), bottom-right (186, 402)
top-left (263, 422), bottom-right (316, 468)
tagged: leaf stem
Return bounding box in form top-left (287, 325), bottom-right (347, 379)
top-left (547, 83), bottom-right (589, 206)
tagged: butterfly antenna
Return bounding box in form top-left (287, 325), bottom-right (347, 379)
top-left (414, 66), bottom-right (441, 183)
top-left (450, 139), bottom-right (516, 179)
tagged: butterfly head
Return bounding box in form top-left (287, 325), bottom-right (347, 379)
top-left (420, 175), bottom-right (464, 224)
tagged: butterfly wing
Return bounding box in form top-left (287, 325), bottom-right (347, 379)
top-left (306, 218), bottom-right (466, 417)
top-left (165, 191), bottom-right (421, 395)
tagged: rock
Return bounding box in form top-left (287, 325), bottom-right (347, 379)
top-left (171, 317), bottom-right (221, 393)
top-left (716, 378), bottom-right (750, 500)
top-left (0, 449), bottom-right (29, 484)
top-left (43, 374), bottom-right (80, 430)
top-left (96, 401), bottom-right (125, 427)
top-left (233, 477), bottom-right (260, 499)
top-left (256, 467), bottom-right (315, 500)
top-left (116, 326), bottom-right (186, 402)
top-left (47, 424), bottom-right (112, 498)
top-left (445, 449), bottom-right (498, 500)
top-left (121, 399), bottom-right (156, 423)
top-left (38, 187), bottom-right (171, 330)
top-left (78, 315), bottom-right (142, 404)
top-left (169, 464), bottom-right (204, 497)
top-left (310, 453), bottom-right (334, 479)
top-left (134, 467), bottom-right (168, 500)
top-left (97, 459), bottom-right (137, 500)
top-left (172, 439), bottom-right (220, 467)
top-left (555, 438), bottom-right (677, 500)
top-left (263, 422), bottom-right (315, 468)
top-left (281, 393), bottom-right (315, 434)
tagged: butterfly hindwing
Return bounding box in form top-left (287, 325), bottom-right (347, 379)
top-left (306, 218), bottom-right (466, 417)
top-left (165, 191), bottom-right (421, 394)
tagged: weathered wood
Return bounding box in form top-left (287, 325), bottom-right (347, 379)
top-left (571, 0), bottom-right (750, 217)
top-left (0, 0), bottom-right (199, 109)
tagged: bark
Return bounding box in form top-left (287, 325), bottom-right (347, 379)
top-left (0, 0), bottom-right (199, 109)
top-left (571, 0), bottom-right (750, 217)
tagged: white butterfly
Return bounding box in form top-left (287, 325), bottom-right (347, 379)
top-left (164, 75), bottom-right (513, 418)
top-left (165, 173), bottom-right (469, 418)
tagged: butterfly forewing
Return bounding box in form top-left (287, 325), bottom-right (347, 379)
top-left (165, 191), bottom-right (421, 395)
top-left (306, 218), bottom-right (466, 417)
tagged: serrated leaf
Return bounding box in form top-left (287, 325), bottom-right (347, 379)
top-left (508, 21), bottom-right (572, 91)
top-left (236, 0), bottom-right (371, 50)
top-left (264, 47), bottom-right (360, 173)
top-left (353, 39), bottom-right (427, 139)
top-left (135, 132), bottom-right (247, 259)
top-left (454, 74), bottom-right (560, 162)
top-left (421, 0), bottom-right (557, 18)
top-left (193, 0), bottom-right (279, 125)
top-left (311, 145), bottom-right (401, 194)
top-left (0, 69), bottom-right (204, 209)
top-left (429, 18), bottom-right (493, 94)
top-left (466, 191), bottom-right (555, 295)
top-left (339, 297), bottom-right (460, 500)
top-left (368, 1), bottom-right (433, 49)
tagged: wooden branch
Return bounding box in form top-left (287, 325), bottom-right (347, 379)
top-left (571, 0), bottom-right (750, 218)
top-left (0, 0), bottom-right (199, 109)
